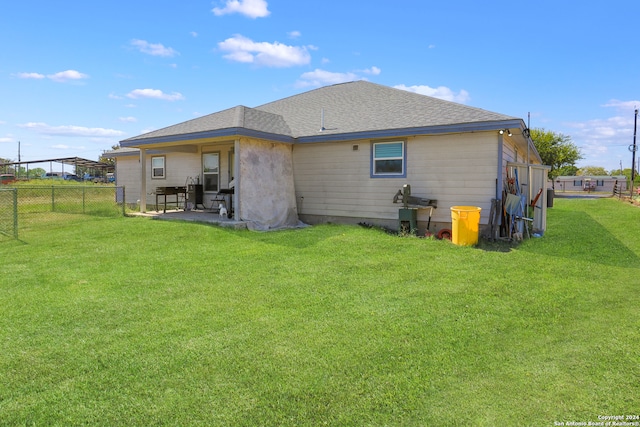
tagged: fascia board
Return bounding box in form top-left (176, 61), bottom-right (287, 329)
top-left (296, 120), bottom-right (526, 144)
top-left (120, 127), bottom-right (295, 147)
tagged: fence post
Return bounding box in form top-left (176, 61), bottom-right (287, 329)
top-left (51, 186), bottom-right (55, 212)
top-left (83, 186), bottom-right (86, 214)
top-left (122, 186), bottom-right (126, 216)
top-left (13, 188), bottom-right (18, 239)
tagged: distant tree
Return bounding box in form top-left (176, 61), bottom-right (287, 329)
top-left (28, 168), bottom-right (46, 179)
top-left (530, 128), bottom-right (583, 185)
top-left (611, 168), bottom-right (640, 185)
top-left (99, 144), bottom-right (120, 167)
top-left (557, 165), bottom-right (579, 176)
top-left (577, 166), bottom-right (608, 176)
top-left (0, 157), bottom-right (15, 174)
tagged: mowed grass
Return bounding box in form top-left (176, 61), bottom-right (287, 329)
top-left (0, 198), bottom-right (638, 426)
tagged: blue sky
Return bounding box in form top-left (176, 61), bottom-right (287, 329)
top-left (1, 0), bottom-right (639, 172)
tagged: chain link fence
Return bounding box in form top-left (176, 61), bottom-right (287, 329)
top-left (0, 188), bottom-right (18, 239)
top-left (0, 185), bottom-right (125, 240)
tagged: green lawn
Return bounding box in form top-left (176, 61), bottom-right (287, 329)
top-left (1, 198), bottom-right (638, 426)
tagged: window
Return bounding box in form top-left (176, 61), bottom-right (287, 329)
top-left (203, 153), bottom-right (219, 192)
top-left (151, 156), bottom-right (165, 179)
top-left (574, 180), bottom-right (582, 186)
top-left (596, 180), bottom-right (604, 187)
top-left (371, 141), bottom-right (406, 177)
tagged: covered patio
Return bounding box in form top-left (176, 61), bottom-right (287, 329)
top-left (129, 208), bottom-right (248, 230)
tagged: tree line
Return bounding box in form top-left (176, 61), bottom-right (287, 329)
top-left (531, 128), bottom-right (638, 185)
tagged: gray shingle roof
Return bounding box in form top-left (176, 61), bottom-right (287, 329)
top-left (123, 105), bottom-right (292, 142)
top-left (122, 81), bottom-right (518, 144)
top-left (257, 81), bottom-right (515, 138)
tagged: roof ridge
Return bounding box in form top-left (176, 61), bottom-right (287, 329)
top-left (234, 105), bottom-right (246, 128)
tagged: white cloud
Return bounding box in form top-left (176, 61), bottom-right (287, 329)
top-left (14, 70), bottom-right (88, 82)
top-left (0, 137), bottom-right (14, 143)
top-left (15, 72), bottom-right (45, 79)
top-left (565, 116), bottom-right (633, 142)
top-left (130, 39), bottom-right (179, 57)
top-left (108, 93), bottom-right (124, 100)
top-left (119, 116), bottom-right (138, 123)
top-left (603, 99), bottom-right (640, 112)
top-left (212, 0), bottom-right (270, 18)
top-left (563, 113), bottom-right (637, 170)
top-left (126, 89), bottom-right (185, 101)
top-left (295, 69), bottom-right (360, 88)
top-left (288, 30), bottom-right (301, 39)
top-left (47, 70), bottom-right (89, 83)
top-left (394, 84), bottom-right (470, 103)
top-left (52, 144), bottom-right (86, 150)
top-left (190, 31), bottom-right (198, 38)
top-left (295, 66), bottom-right (382, 88)
top-left (18, 122), bottom-right (125, 138)
top-left (218, 35), bottom-right (311, 67)
top-left (360, 66), bottom-right (381, 75)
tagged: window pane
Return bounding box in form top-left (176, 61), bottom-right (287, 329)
top-left (204, 174), bottom-right (219, 192)
top-left (203, 153), bottom-right (219, 172)
top-left (203, 153), bottom-right (219, 192)
top-left (372, 141), bottom-right (404, 176)
top-left (375, 142), bottom-right (403, 158)
top-left (151, 157), bottom-right (164, 178)
top-left (375, 159), bottom-right (402, 174)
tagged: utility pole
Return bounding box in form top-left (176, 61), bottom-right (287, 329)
top-left (631, 109), bottom-right (638, 198)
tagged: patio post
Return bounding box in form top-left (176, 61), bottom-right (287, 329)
top-left (140, 148), bottom-right (147, 212)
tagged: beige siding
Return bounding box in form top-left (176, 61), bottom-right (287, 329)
top-left (115, 156), bottom-right (141, 204)
top-left (293, 132), bottom-right (499, 227)
top-left (116, 145), bottom-right (236, 208)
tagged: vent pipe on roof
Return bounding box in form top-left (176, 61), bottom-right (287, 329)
top-left (320, 108), bottom-right (325, 132)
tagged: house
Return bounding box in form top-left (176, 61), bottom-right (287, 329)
top-left (554, 175), bottom-right (627, 193)
top-left (109, 81), bottom-right (548, 234)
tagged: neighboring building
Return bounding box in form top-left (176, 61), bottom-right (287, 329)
top-left (107, 81), bottom-right (548, 234)
top-left (554, 175), bottom-right (627, 193)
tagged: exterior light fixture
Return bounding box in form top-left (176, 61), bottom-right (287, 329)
top-left (498, 129), bottom-right (512, 136)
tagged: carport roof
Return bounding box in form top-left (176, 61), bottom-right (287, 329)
top-left (0, 156), bottom-right (113, 170)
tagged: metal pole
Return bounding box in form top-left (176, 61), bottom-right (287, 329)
top-left (631, 109), bottom-right (638, 197)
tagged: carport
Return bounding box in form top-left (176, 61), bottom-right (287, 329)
top-left (0, 156), bottom-right (114, 180)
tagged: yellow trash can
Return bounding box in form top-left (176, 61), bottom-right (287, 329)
top-left (450, 206), bottom-right (482, 246)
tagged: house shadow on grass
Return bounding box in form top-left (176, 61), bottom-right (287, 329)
top-left (518, 209), bottom-right (640, 268)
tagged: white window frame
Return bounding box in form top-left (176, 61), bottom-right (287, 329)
top-left (203, 152), bottom-right (220, 193)
top-left (151, 156), bottom-right (165, 179)
top-left (371, 140), bottom-right (406, 178)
